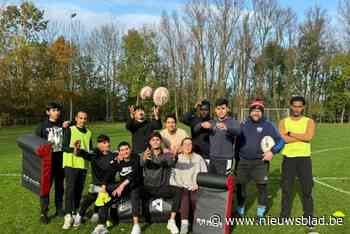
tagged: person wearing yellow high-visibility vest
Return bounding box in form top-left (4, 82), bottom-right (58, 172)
top-left (61, 111), bottom-right (92, 230)
top-left (279, 96), bottom-right (316, 229)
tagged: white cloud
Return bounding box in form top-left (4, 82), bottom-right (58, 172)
top-left (37, 1), bottom-right (162, 31)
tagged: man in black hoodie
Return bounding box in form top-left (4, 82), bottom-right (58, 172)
top-left (72, 134), bottom-right (116, 228)
top-left (181, 100), bottom-right (211, 159)
top-left (35, 102), bottom-right (69, 223)
top-left (126, 105), bottom-right (162, 154)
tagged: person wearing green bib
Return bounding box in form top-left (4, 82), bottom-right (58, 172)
top-left (279, 96), bottom-right (316, 228)
top-left (62, 111), bottom-right (93, 230)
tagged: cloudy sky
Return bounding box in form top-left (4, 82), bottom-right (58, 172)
top-left (3, 0), bottom-right (339, 30)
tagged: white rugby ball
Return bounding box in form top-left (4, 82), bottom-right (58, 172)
top-left (153, 87), bottom-right (169, 106)
top-left (261, 136), bottom-right (275, 153)
top-left (140, 86), bottom-right (153, 100)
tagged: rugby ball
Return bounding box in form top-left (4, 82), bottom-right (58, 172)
top-left (153, 87), bottom-right (169, 106)
top-left (140, 86), bottom-right (153, 100)
top-left (261, 136), bottom-right (275, 153)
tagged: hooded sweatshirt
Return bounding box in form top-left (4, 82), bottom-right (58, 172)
top-left (194, 116), bottom-right (241, 160)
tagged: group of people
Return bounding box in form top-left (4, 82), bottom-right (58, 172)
top-left (34, 95), bottom-right (315, 234)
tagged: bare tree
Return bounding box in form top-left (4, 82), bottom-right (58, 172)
top-left (211, 0), bottom-right (242, 98)
top-left (86, 23), bottom-right (121, 121)
top-left (184, 0), bottom-right (209, 101)
top-left (338, 0), bottom-right (350, 50)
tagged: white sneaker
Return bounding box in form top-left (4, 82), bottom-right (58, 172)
top-left (90, 213), bottom-right (99, 223)
top-left (131, 223), bottom-right (141, 234)
top-left (180, 220), bottom-right (189, 234)
top-left (91, 224), bottom-right (109, 234)
top-left (62, 214), bottom-right (73, 229)
top-left (73, 214), bottom-right (82, 227)
top-left (167, 219), bottom-right (179, 234)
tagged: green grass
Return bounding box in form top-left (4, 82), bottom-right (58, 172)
top-left (0, 123), bottom-right (349, 233)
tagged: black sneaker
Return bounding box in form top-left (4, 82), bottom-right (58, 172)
top-left (306, 222), bottom-right (315, 230)
top-left (40, 214), bottom-right (49, 224)
top-left (304, 215), bottom-right (315, 230)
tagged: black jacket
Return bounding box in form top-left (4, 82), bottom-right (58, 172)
top-left (76, 149), bottom-right (115, 185)
top-left (125, 116), bottom-right (162, 154)
top-left (35, 118), bottom-right (64, 153)
top-left (181, 108), bottom-right (211, 158)
top-left (140, 152), bottom-right (177, 187)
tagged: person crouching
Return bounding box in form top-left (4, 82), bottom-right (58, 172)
top-left (91, 141), bottom-right (141, 234)
top-left (140, 132), bottom-right (181, 234)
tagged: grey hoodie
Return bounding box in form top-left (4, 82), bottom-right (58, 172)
top-left (194, 116), bottom-right (240, 160)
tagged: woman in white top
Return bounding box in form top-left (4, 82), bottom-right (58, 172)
top-left (170, 137), bottom-right (207, 234)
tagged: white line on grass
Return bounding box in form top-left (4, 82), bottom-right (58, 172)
top-left (315, 177), bottom-right (350, 181)
top-left (312, 146), bottom-right (350, 154)
top-left (0, 173), bottom-right (20, 176)
top-left (313, 177), bottom-right (350, 196)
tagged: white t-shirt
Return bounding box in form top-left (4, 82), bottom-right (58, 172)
top-left (160, 128), bottom-right (188, 151)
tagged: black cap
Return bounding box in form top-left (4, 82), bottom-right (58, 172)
top-left (200, 100), bottom-right (210, 110)
top-left (215, 97), bottom-right (229, 107)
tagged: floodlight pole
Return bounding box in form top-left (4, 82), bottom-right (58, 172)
top-left (69, 12), bottom-right (77, 121)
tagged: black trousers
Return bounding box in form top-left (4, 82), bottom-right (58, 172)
top-left (40, 152), bottom-right (65, 215)
top-left (281, 156), bottom-right (313, 217)
top-left (236, 159), bottom-right (269, 207)
top-left (79, 192), bottom-right (99, 217)
top-left (64, 167), bottom-right (87, 214)
top-left (236, 184), bottom-right (268, 208)
top-left (141, 185), bottom-right (182, 213)
top-left (98, 186), bottom-right (140, 225)
top-left (209, 159), bottom-right (233, 175)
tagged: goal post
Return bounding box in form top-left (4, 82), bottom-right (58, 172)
top-left (240, 108), bottom-right (290, 123)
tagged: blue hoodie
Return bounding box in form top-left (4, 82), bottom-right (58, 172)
top-left (237, 117), bottom-right (285, 160)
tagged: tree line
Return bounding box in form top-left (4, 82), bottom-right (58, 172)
top-left (1, 0), bottom-right (350, 126)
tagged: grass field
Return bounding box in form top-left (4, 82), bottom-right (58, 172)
top-left (0, 123), bottom-right (349, 234)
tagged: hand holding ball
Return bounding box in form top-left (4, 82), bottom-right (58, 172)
top-left (261, 136), bottom-right (275, 153)
top-left (140, 86), bottom-right (153, 100)
top-left (153, 87), bottom-right (169, 106)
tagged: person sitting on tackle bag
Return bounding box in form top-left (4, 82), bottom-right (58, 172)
top-left (169, 137), bottom-right (207, 234)
top-left (140, 132), bottom-right (182, 234)
top-left (92, 141), bottom-right (141, 234)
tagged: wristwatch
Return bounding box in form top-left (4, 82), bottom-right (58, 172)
top-left (287, 131), bottom-right (291, 136)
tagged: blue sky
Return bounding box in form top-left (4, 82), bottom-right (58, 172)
top-left (4, 0), bottom-right (339, 30)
